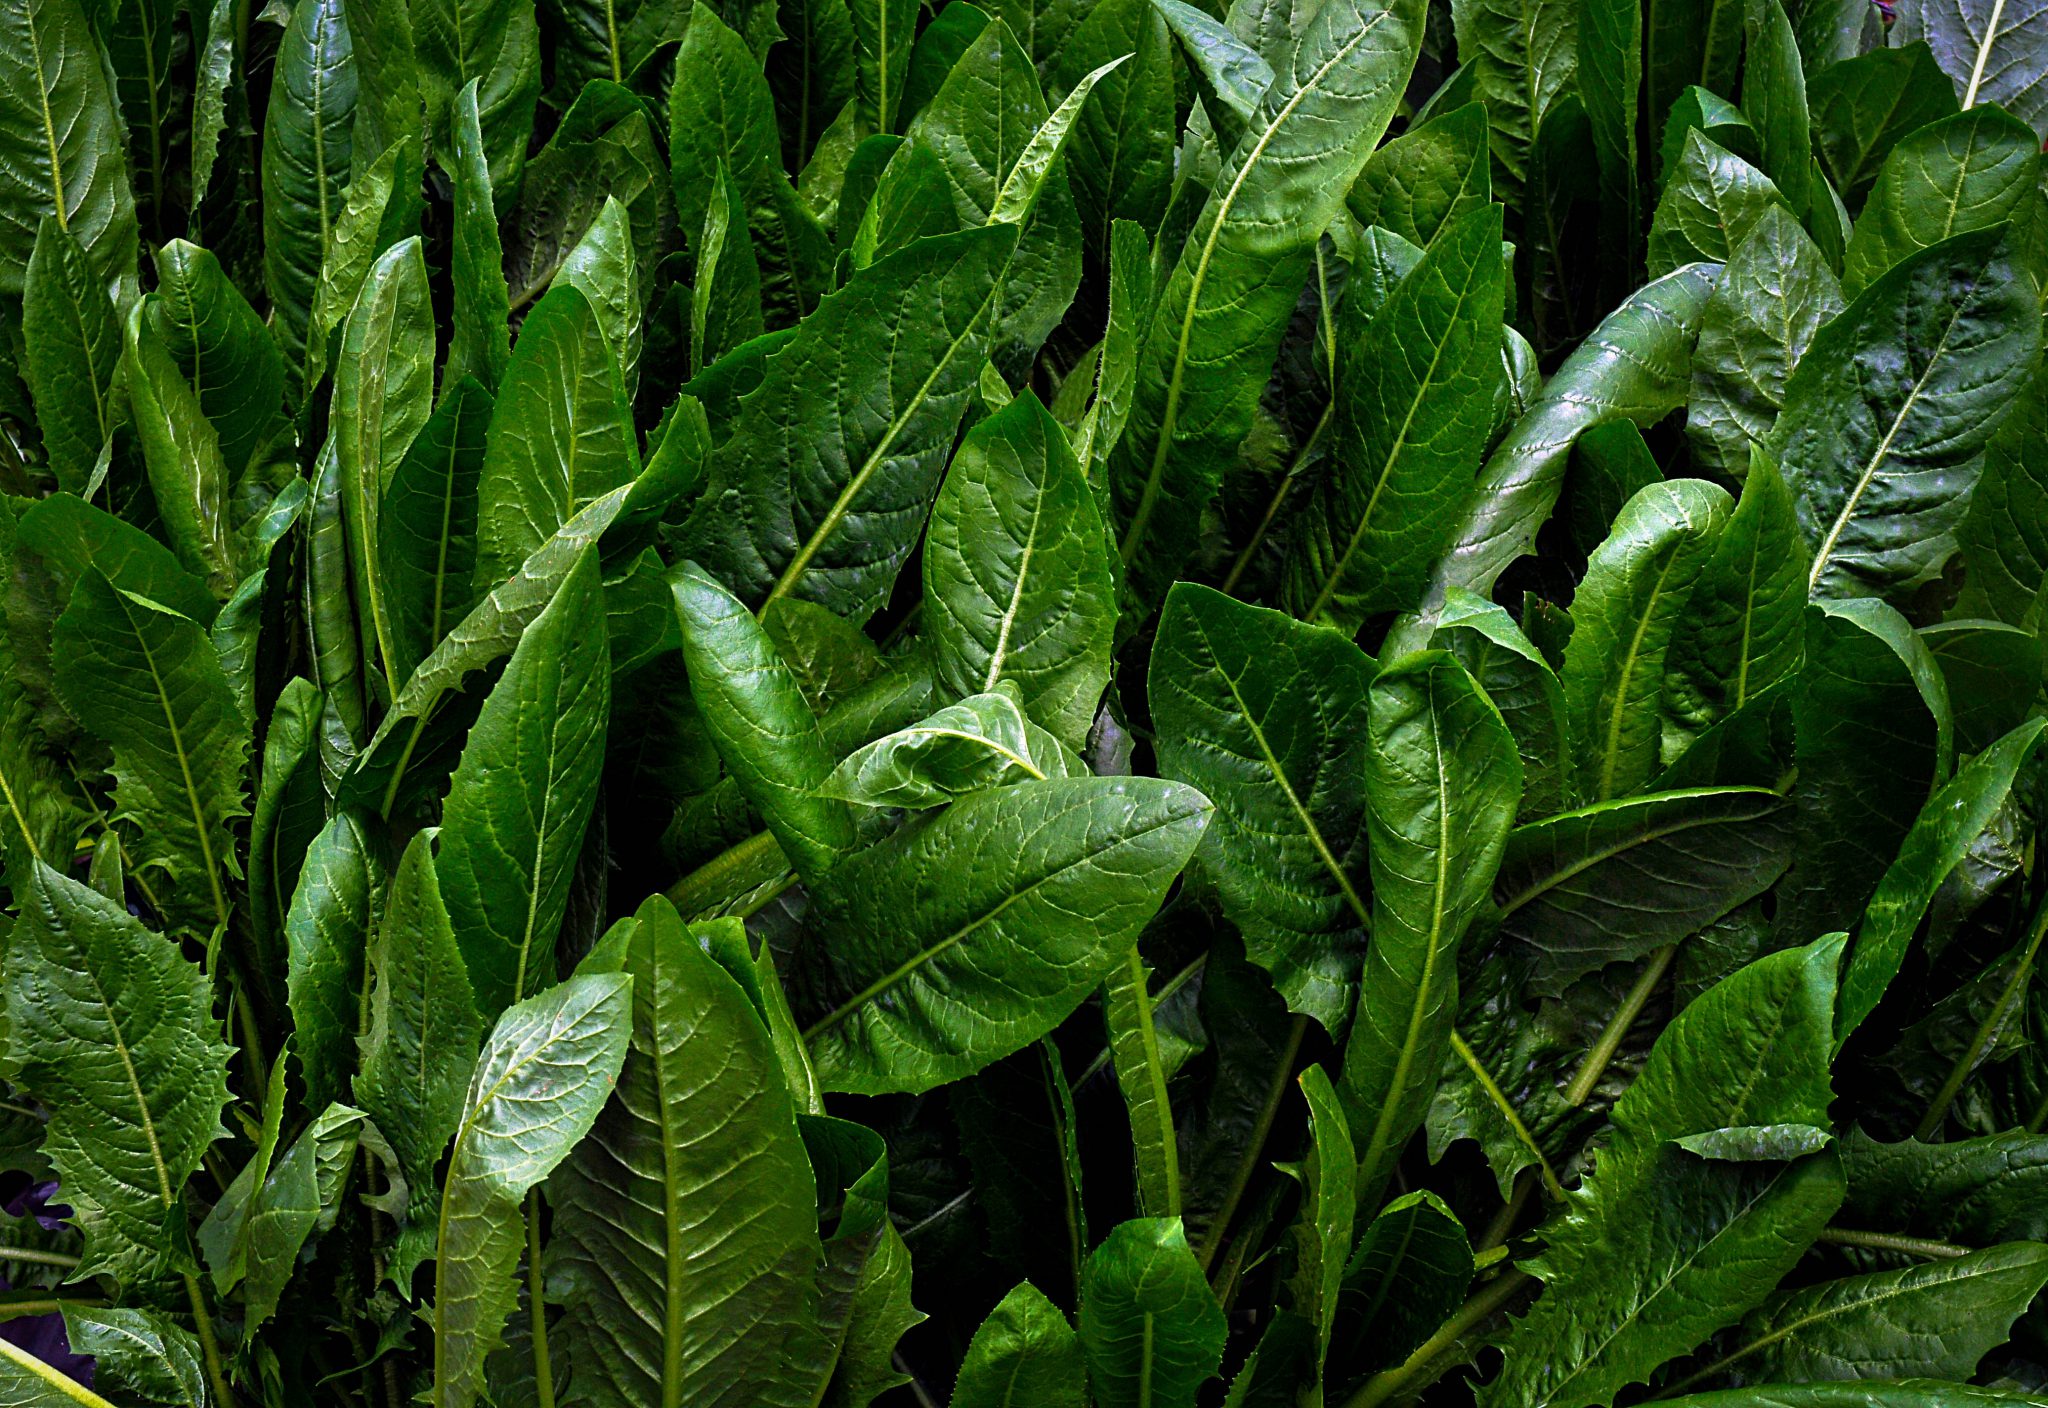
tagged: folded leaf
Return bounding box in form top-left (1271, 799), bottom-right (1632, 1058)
top-left (1343, 650), bottom-right (1519, 1199)
top-left (821, 689), bottom-right (1072, 807)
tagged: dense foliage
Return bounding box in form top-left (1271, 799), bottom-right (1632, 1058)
top-left (0, 0), bottom-right (2045, 1399)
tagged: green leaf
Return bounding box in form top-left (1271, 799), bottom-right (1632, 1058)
top-left (1108, 0), bottom-right (1424, 607)
top-left (671, 8), bottom-right (833, 321)
top-left (1080, 1218), bottom-right (1227, 1408)
top-left (121, 300), bottom-right (239, 597)
top-left (1429, 587), bottom-right (1571, 819)
top-left (1103, 945), bottom-right (1182, 1218)
top-left (1646, 132), bottom-right (1787, 278)
top-left (1894, 0), bottom-right (2048, 141)
top-left (1687, 1241), bottom-right (2048, 1388)
top-left (1451, 0), bottom-right (1577, 198)
top-left (1496, 787), bottom-right (1796, 996)
top-left (1684, 206), bottom-right (1844, 479)
top-left (1051, 0), bottom-right (1174, 256)
top-left (439, 547), bottom-right (610, 1018)
top-left (5, 863), bottom-right (230, 1285)
top-left (13, 492), bottom-right (216, 630)
top-left (1342, 650), bottom-right (1519, 1199)
top-left (1656, 84), bottom-right (1755, 185)
top-left (1840, 1128), bottom-right (2048, 1246)
top-left (671, 224), bottom-right (1016, 620)
top-left (336, 236), bottom-right (437, 689)
top-left (1840, 107), bottom-right (2042, 296)
top-left (549, 894), bottom-right (823, 1408)
top-left (431, 972), bottom-right (633, 1408)
top-left (413, 0), bottom-right (539, 199)
top-left (1778, 598), bottom-right (1952, 938)
top-left (804, 777), bottom-right (1210, 1094)
top-left (308, 440), bottom-right (369, 746)
top-left (52, 571), bottom-right (248, 937)
top-left (286, 811), bottom-right (385, 1112)
top-left (61, 1306), bottom-right (205, 1407)
top-left (849, 0), bottom-right (917, 131)
top-left (1391, 261), bottom-right (1717, 653)
top-left (1286, 205), bottom-right (1504, 630)
top-left (1150, 583), bottom-right (1373, 1033)
top-left (1957, 355), bottom-right (2048, 624)
top-left (820, 689), bottom-right (1071, 807)
top-left (558, 195), bottom-right (643, 401)
top-left (242, 1103), bottom-right (366, 1327)
top-left (1838, 717), bottom-right (2046, 1045)
top-left (1289, 1064), bottom-right (1354, 1382)
top-left (263, 0), bottom-right (358, 369)
top-left (474, 282), bottom-right (639, 592)
top-left (1333, 1189), bottom-right (1472, 1380)
top-left (1485, 935), bottom-right (1848, 1408)
top-left (671, 562), bottom-right (856, 883)
top-left (1739, 0), bottom-right (1810, 218)
top-left (951, 1281), bottom-right (1086, 1408)
top-left (149, 239), bottom-right (288, 483)
top-left (20, 218), bottom-right (119, 494)
top-left (444, 79), bottom-right (512, 394)
top-left (1154, 0), bottom-right (1271, 153)
top-left (0, 0), bottom-right (138, 295)
top-left (1560, 479), bottom-right (1730, 802)
top-left (355, 829), bottom-right (481, 1289)
top-left (1578, 0), bottom-right (1641, 274)
top-left (1658, 1381), bottom-right (2048, 1407)
top-left (1347, 101), bottom-right (1492, 249)
top-left (693, 159), bottom-right (767, 375)
top-left (1660, 451), bottom-right (1807, 762)
top-left (303, 131), bottom-right (425, 405)
top-left (1809, 43), bottom-right (1958, 202)
top-left (1775, 228), bottom-right (2041, 604)
top-left (924, 392), bottom-right (1115, 751)
top-left (381, 376), bottom-right (491, 689)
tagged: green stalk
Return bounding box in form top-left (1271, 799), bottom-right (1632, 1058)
top-left (1564, 944), bottom-right (1676, 1108)
top-left (528, 1190), bottom-right (556, 1408)
top-left (1916, 891), bottom-right (2048, 1140)
top-left (1814, 1226), bottom-right (1971, 1259)
top-left (1197, 1015), bottom-right (1308, 1275)
top-left (1340, 1268), bottom-right (1533, 1408)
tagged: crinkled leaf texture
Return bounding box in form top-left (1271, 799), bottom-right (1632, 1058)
top-left (5, 864), bottom-right (231, 1286)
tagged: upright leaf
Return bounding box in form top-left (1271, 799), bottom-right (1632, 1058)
top-left (1108, 0), bottom-right (1424, 607)
top-left (1808, 44), bottom-right (1959, 201)
top-left (1773, 227), bottom-right (2040, 605)
top-left (1079, 1219), bottom-right (1226, 1408)
top-left (1895, 0), bottom-right (2048, 141)
top-left (21, 218), bottom-right (119, 492)
top-left (413, 0), bottom-right (540, 196)
top-left (285, 811), bottom-right (385, 1112)
top-left (6, 864), bottom-right (230, 1284)
top-left (1451, 0), bottom-right (1577, 198)
top-left (431, 973), bottom-right (632, 1408)
top-left (0, 0), bottom-right (138, 294)
top-left (1646, 132), bottom-right (1787, 277)
top-left (444, 80), bottom-right (511, 394)
top-left (1285, 204), bottom-right (1505, 630)
top-left (1957, 355), bottom-right (2048, 624)
top-left (925, 393), bottom-right (1115, 752)
top-left (263, 0), bottom-right (358, 368)
top-left (1840, 108), bottom-right (2040, 296)
top-left (149, 239), bottom-right (288, 482)
top-left (438, 549), bottom-right (610, 1017)
top-left (1346, 101), bottom-right (1492, 250)
top-left (53, 571), bottom-right (248, 937)
top-left (951, 1282), bottom-right (1086, 1408)
top-left (1151, 584), bottom-right (1373, 1033)
top-left (355, 830), bottom-right (482, 1287)
top-left (381, 377), bottom-right (491, 688)
top-left (549, 896), bottom-right (824, 1408)
top-left (1341, 651), bottom-right (1519, 1199)
top-left (120, 301), bottom-right (239, 596)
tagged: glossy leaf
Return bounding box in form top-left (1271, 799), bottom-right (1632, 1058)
top-left (1840, 108), bottom-right (2041, 296)
top-left (951, 1281), bottom-right (1085, 1408)
top-left (1079, 1218), bottom-right (1226, 1408)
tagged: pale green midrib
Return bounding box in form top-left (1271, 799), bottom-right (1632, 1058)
top-left (1963, 0), bottom-right (2008, 107)
top-left (1688, 1252), bottom-right (2011, 1385)
top-left (116, 590), bottom-right (233, 936)
top-left (1596, 541), bottom-right (1689, 801)
top-left (984, 469), bottom-right (1048, 691)
top-left (765, 264), bottom-right (1006, 611)
top-left (1118, 946), bottom-right (1181, 1215)
top-left (649, 969), bottom-right (686, 1408)
top-left (1307, 250), bottom-right (1489, 621)
top-left (1118, 6), bottom-right (1392, 566)
top-left (1448, 1028), bottom-right (1564, 1199)
top-left (1548, 1161), bottom-right (1799, 1401)
top-left (510, 677), bottom-right (567, 1003)
top-left (80, 962), bottom-right (178, 1207)
top-left (1807, 280), bottom-right (1972, 592)
top-left (0, 753), bottom-right (42, 864)
top-left (801, 803), bottom-right (1195, 1042)
top-left (1138, 1312), bottom-right (1155, 1405)
top-left (1357, 692), bottom-right (1454, 1187)
top-left (0, 1335), bottom-right (121, 1408)
top-left (27, 6), bottom-right (69, 234)
top-left (1199, 622), bottom-right (1372, 928)
top-left (1496, 797), bottom-right (1771, 916)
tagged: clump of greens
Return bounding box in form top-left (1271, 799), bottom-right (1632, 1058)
top-left (0, 0), bottom-right (2045, 1402)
